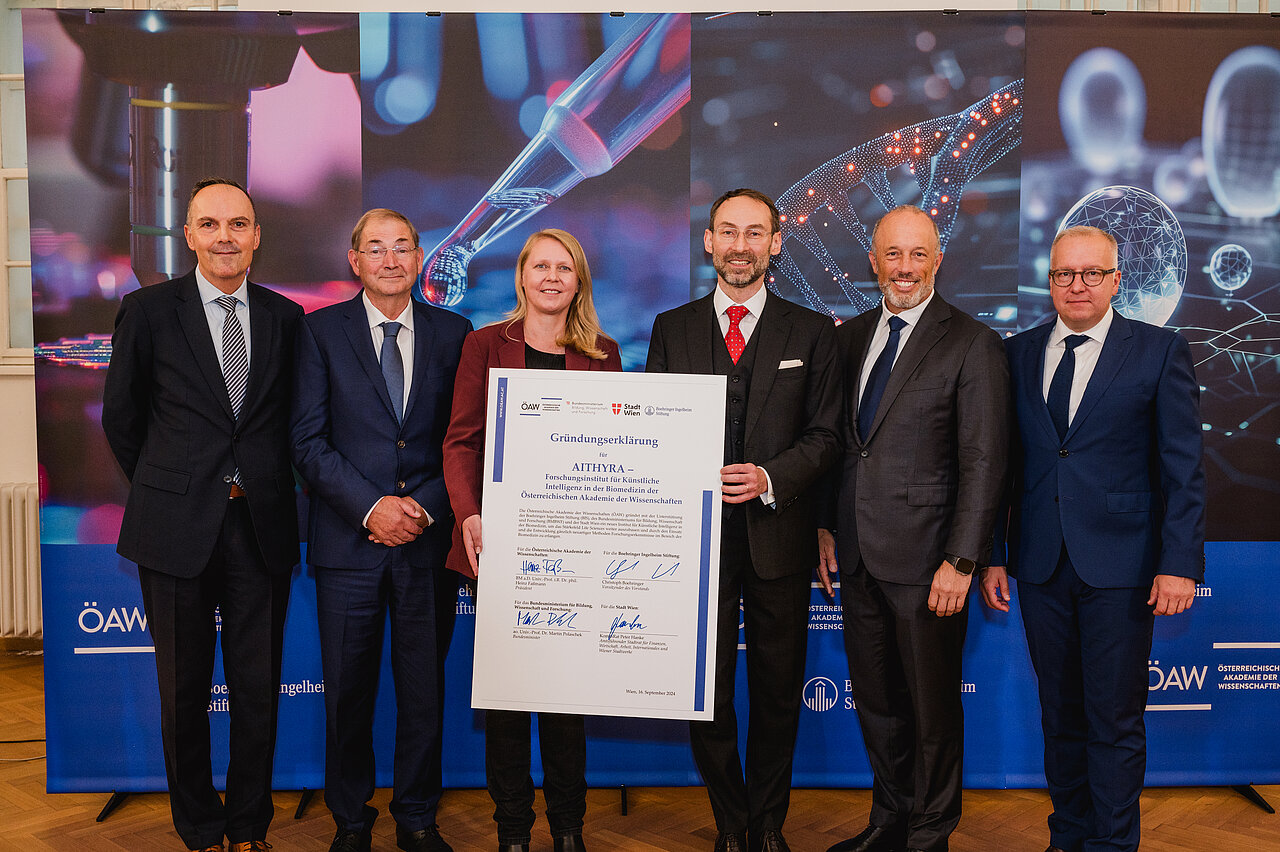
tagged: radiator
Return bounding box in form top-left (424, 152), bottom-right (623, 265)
top-left (0, 482), bottom-right (41, 638)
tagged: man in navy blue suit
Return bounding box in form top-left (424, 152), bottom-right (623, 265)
top-left (292, 209), bottom-right (471, 852)
top-left (982, 225), bottom-right (1206, 852)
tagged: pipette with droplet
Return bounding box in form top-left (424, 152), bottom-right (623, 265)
top-left (420, 13), bottom-right (691, 305)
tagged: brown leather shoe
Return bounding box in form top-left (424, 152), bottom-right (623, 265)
top-left (190, 846), bottom-right (223, 852)
top-left (229, 842), bottom-right (271, 852)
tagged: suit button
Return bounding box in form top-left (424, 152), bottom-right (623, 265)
top-left (1059, 449), bottom-right (1069, 458)
top-left (1054, 496), bottom-right (1060, 503)
top-left (397, 480), bottom-right (406, 490)
top-left (731, 376), bottom-right (741, 383)
top-left (733, 418), bottom-right (741, 425)
top-left (223, 475), bottom-right (233, 483)
top-left (860, 450), bottom-right (869, 458)
top-left (397, 440), bottom-right (406, 449)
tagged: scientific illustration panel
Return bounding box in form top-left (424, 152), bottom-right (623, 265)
top-left (1020, 12), bottom-right (1280, 541)
top-left (691, 11), bottom-right (1025, 328)
top-left (359, 12), bottom-right (692, 369)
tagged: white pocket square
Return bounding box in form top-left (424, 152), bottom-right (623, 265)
top-left (779, 359), bottom-right (804, 369)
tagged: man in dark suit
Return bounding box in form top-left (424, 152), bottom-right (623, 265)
top-left (981, 225), bottom-right (1205, 852)
top-left (819, 205), bottom-right (1008, 852)
top-left (291, 209), bottom-right (471, 852)
top-left (102, 178), bottom-right (303, 852)
top-left (646, 188), bottom-right (842, 852)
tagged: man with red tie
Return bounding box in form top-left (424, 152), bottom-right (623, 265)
top-left (646, 188), bottom-right (842, 852)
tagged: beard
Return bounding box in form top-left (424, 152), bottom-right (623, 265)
top-left (879, 276), bottom-right (934, 312)
top-left (713, 249), bottom-right (770, 289)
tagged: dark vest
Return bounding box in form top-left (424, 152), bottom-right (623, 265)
top-left (712, 316), bottom-right (760, 466)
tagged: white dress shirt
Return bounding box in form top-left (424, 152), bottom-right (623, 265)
top-left (714, 284), bottom-right (775, 506)
top-left (1041, 308), bottom-right (1115, 428)
top-left (363, 291), bottom-right (414, 414)
top-left (195, 269), bottom-right (251, 370)
top-left (361, 293), bottom-right (430, 528)
top-left (857, 290), bottom-right (935, 404)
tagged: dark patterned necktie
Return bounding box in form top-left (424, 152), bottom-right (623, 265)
top-left (380, 321), bottom-right (405, 423)
top-left (857, 315), bottom-right (906, 440)
top-left (215, 295), bottom-right (247, 419)
top-left (1047, 334), bottom-right (1090, 440)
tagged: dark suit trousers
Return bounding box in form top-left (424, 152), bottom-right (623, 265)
top-left (691, 509), bottom-right (810, 835)
top-left (840, 560), bottom-right (966, 852)
top-left (138, 497), bottom-right (290, 849)
top-left (485, 709), bottom-right (587, 843)
top-left (1018, 551), bottom-right (1154, 852)
top-left (315, 548), bottom-right (457, 832)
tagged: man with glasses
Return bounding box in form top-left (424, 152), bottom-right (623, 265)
top-left (292, 209), bottom-right (472, 852)
top-left (981, 225), bottom-right (1206, 852)
top-left (647, 188), bottom-right (842, 852)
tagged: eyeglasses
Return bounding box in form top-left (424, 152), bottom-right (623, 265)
top-left (1049, 267), bottom-right (1116, 287)
top-left (358, 246), bottom-right (417, 260)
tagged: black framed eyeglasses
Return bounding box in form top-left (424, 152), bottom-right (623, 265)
top-left (1048, 267), bottom-right (1116, 287)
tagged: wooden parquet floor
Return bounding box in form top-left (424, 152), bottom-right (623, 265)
top-left (2, 651), bottom-right (1276, 852)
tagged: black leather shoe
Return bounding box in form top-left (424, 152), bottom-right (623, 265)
top-left (553, 835), bottom-right (587, 852)
top-left (826, 824), bottom-right (905, 852)
top-left (497, 845), bottom-right (529, 852)
top-left (751, 830), bottom-right (791, 852)
top-left (329, 828), bottom-right (371, 852)
top-left (397, 825), bottom-right (452, 852)
top-left (714, 832), bottom-right (747, 852)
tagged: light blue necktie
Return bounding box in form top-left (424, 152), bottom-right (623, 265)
top-left (380, 321), bottom-right (405, 423)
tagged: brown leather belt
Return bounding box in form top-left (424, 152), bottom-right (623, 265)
top-left (229, 483), bottom-right (246, 498)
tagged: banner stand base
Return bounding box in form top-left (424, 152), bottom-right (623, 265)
top-left (294, 788), bottom-right (315, 820)
top-left (96, 791), bottom-right (128, 822)
top-left (1231, 785), bottom-right (1275, 814)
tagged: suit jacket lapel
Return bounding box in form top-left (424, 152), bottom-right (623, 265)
top-left (403, 302), bottom-right (434, 420)
top-left (745, 292), bottom-right (789, 442)
top-left (845, 310), bottom-right (876, 443)
top-left (1068, 314), bottom-right (1134, 439)
top-left (242, 283), bottom-right (275, 418)
top-left (1023, 322), bottom-right (1058, 444)
top-left (497, 320), bottom-right (527, 368)
top-left (341, 293), bottom-right (399, 423)
top-left (175, 274), bottom-right (235, 422)
top-left (688, 293), bottom-right (717, 374)
top-left (866, 295), bottom-right (948, 439)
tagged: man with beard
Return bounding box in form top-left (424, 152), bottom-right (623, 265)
top-left (818, 205), bottom-right (1008, 852)
top-left (647, 188), bottom-right (842, 852)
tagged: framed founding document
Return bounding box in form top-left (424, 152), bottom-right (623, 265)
top-left (471, 368), bottom-right (726, 720)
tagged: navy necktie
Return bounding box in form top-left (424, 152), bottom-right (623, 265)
top-left (380, 321), bottom-right (405, 423)
top-left (857, 315), bottom-right (906, 440)
top-left (1047, 334), bottom-right (1089, 440)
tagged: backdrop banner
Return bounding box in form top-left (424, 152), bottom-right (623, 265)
top-left (26, 8), bottom-right (1279, 794)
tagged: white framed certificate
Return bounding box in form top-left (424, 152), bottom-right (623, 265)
top-left (471, 368), bottom-right (726, 720)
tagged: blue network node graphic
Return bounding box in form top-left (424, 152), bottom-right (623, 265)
top-left (771, 79), bottom-right (1024, 317)
top-left (1060, 185), bottom-right (1187, 328)
top-left (1208, 243), bottom-right (1253, 293)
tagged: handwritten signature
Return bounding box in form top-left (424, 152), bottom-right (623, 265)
top-left (516, 610), bottom-right (579, 629)
top-left (605, 558), bottom-right (679, 580)
top-left (607, 612), bottom-right (646, 640)
top-left (520, 558), bottom-right (574, 575)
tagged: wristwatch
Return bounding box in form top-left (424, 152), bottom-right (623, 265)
top-left (947, 554), bottom-right (977, 576)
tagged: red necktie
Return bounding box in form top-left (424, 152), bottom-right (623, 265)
top-left (725, 305), bottom-right (748, 364)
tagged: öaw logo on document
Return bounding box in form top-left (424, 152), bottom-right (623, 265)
top-left (803, 676), bottom-right (840, 712)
